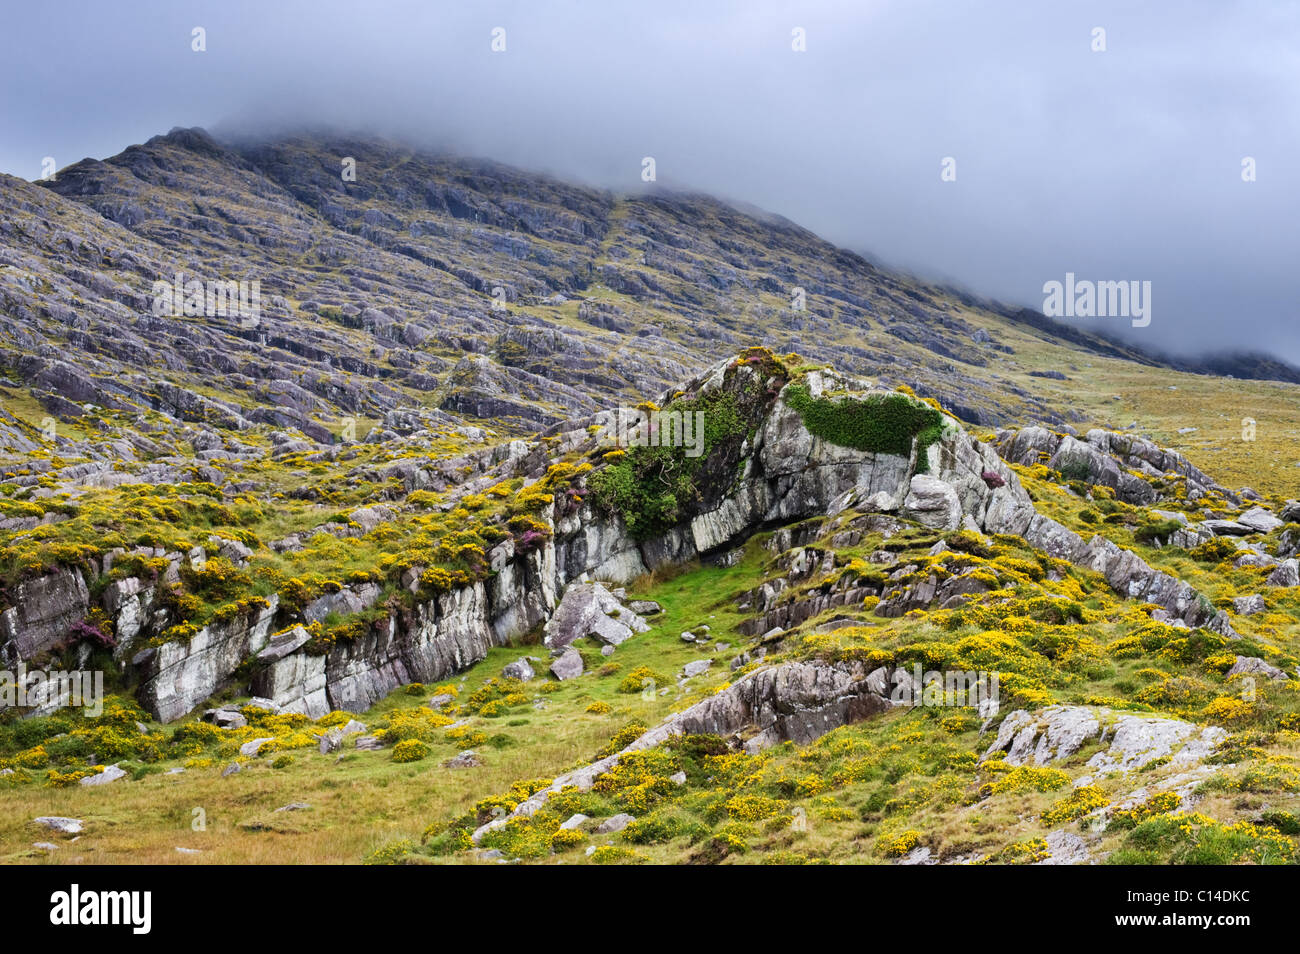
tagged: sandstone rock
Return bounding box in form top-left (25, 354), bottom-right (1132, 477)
top-left (1227, 655), bottom-right (1289, 681)
top-left (80, 764), bottom-right (127, 786)
top-left (1233, 594), bottom-right (1266, 615)
top-left (983, 705), bottom-right (1225, 775)
top-left (595, 813), bottom-right (635, 834)
top-left (1034, 829), bottom-right (1094, 866)
top-left (543, 581), bottom-right (647, 649)
top-left (549, 647), bottom-right (584, 681)
top-left (203, 705), bottom-right (248, 729)
top-left (355, 735), bottom-right (384, 751)
top-left (33, 816), bottom-right (82, 834)
top-left (902, 474), bottom-right (962, 531)
top-left (502, 659), bottom-right (535, 682)
top-left (0, 568), bottom-right (90, 665)
top-left (445, 750), bottom-right (481, 768)
top-left (239, 737), bottom-right (275, 757)
top-left (681, 659), bottom-right (712, 678)
top-left (1237, 506), bottom-right (1284, 533)
top-left (1266, 559), bottom-right (1299, 587)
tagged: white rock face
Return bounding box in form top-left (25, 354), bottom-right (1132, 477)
top-left (983, 705), bottom-right (1226, 775)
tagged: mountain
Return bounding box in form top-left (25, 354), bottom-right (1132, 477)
top-left (0, 128), bottom-right (1298, 867)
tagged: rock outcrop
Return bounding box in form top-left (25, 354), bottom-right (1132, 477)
top-left (0, 357), bottom-right (1241, 721)
top-left (474, 658), bottom-right (901, 842)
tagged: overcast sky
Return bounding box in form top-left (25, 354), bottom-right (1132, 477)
top-left (2, 0), bottom-right (1297, 362)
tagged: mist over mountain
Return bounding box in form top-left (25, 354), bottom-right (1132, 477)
top-left (3, 0), bottom-right (1297, 366)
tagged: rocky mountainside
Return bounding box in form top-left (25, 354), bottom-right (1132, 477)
top-left (1, 126), bottom-right (1194, 446)
top-left (1, 342), bottom-right (1298, 865)
top-left (1, 130), bottom-right (1299, 866)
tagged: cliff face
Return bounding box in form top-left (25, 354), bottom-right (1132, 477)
top-left (0, 353), bottom-right (1238, 722)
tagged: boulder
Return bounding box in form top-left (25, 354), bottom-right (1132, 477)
top-left (1266, 559), bottom-right (1299, 588)
top-left (239, 737), bottom-right (275, 757)
top-left (1237, 507), bottom-right (1284, 533)
top-left (33, 816), bottom-right (82, 834)
top-left (595, 813), bottom-right (635, 834)
top-left (549, 647), bottom-right (584, 681)
top-left (502, 659), bottom-right (535, 682)
top-left (902, 475), bottom-right (962, 531)
top-left (80, 764), bottom-right (127, 786)
top-left (1232, 594), bottom-right (1266, 615)
top-left (983, 705), bottom-right (1226, 775)
top-left (1227, 656), bottom-right (1289, 681)
top-left (543, 581), bottom-right (648, 649)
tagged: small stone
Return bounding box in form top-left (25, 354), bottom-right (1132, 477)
top-left (274, 802), bottom-right (311, 812)
top-left (428, 694), bottom-right (454, 710)
top-left (445, 750), bottom-right (481, 769)
top-left (680, 631), bottom-right (695, 642)
top-left (559, 813), bottom-right (589, 830)
top-left (682, 659), bottom-right (712, 678)
top-left (33, 842), bottom-right (58, 853)
top-left (175, 847), bottom-right (203, 855)
top-left (221, 763), bottom-right (242, 777)
top-left (669, 771), bottom-right (687, 785)
top-left (355, 735), bottom-right (384, 751)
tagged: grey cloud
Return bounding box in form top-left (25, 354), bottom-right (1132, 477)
top-left (2, 0), bottom-right (1296, 361)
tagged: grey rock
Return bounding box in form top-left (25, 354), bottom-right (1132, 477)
top-left (1266, 559), bottom-right (1299, 587)
top-left (549, 647), bottom-right (584, 681)
top-left (1237, 506), bottom-right (1284, 533)
top-left (1233, 594), bottom-right (1266, 615)
top-left (79, 764), bottom-right (127, 786)
top-left (33, 816), bottom-right (82, 834)
top-left (502, 658), bottom-right (535, 682)
top-left (594, 813), bottom-right (635, 834)
top-left (239, 737), bottom-right (275, 757)
top-left (1227, 656), bottom-right (1289, 681)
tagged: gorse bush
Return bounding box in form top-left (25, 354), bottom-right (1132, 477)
top-left (781, 384), bottom-right (945, 473)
